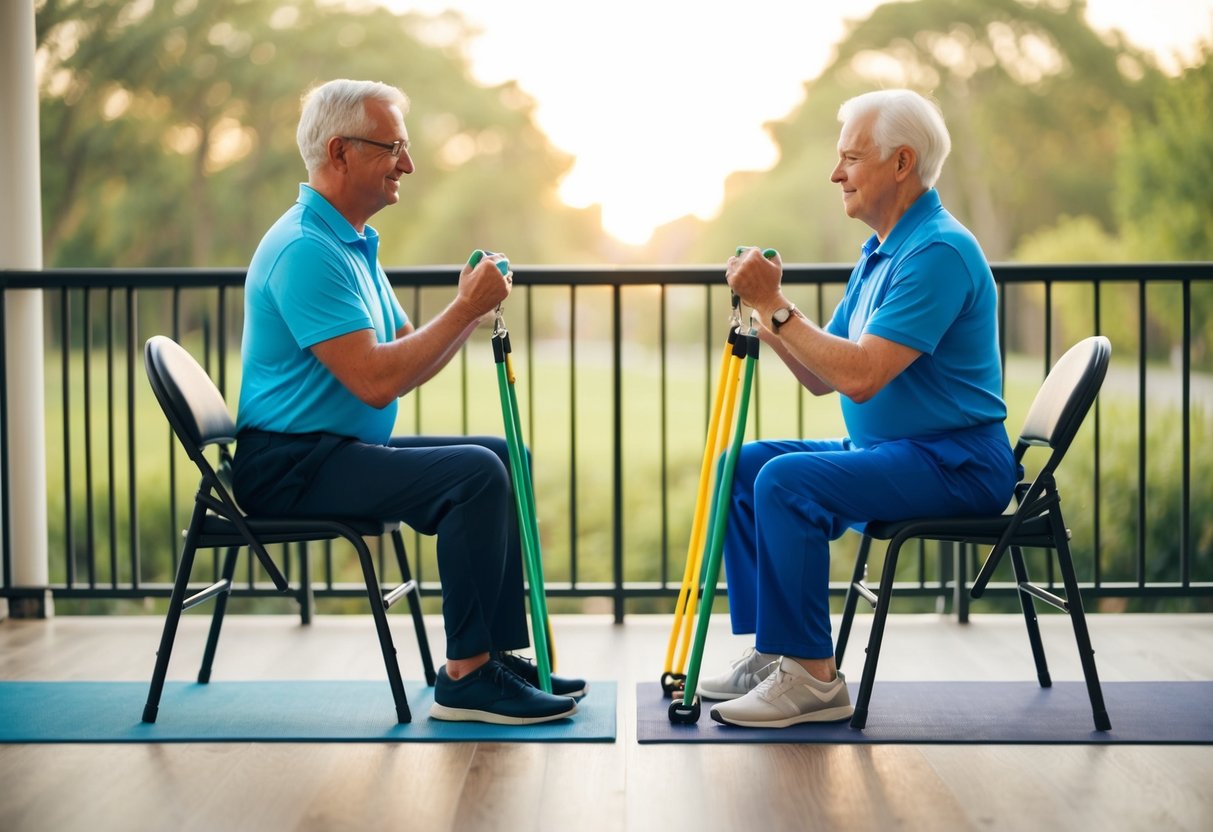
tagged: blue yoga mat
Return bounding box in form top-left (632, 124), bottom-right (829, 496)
top-left (0, 680), bottom-right (616, 743)
top-left (637, 680), bottom-right (1213, 744)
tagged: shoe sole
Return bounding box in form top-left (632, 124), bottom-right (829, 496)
top-left (429, 702), bottom-right (578, 725)
top-left (709, 705), bottom-right (854, 728)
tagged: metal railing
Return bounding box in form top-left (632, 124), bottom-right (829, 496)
top-left (2, 263), bottom-right (1211, 621)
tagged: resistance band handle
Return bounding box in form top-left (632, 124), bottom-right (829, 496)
top-left (734, 246), bottom-right (780, 260)
top-left (731, 330), bottom-right (747, 358)
top-left (467, 249), bottom-right (511, 276)
top-left (492, 330), bottom-right (512, 363)
top-left (746, 332), bottom-right (761, 359)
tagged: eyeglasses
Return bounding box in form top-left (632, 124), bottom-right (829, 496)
top-left (341, 136), bottom-right (408, 158)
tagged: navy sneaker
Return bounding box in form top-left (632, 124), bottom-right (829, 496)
top-left (495, 651), bottom-right (588, 699)
top-left (429, 660), bottom-right (578, 725)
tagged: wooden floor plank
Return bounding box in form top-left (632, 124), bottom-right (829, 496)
top-left (0, 613), bottom-right (1210, 832)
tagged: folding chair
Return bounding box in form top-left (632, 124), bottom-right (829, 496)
top-left (141, 335), bottom-right (436, 725)
top-left (835, 335), bottom-right (1112, 731)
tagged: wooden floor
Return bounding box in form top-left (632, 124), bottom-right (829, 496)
top-left (1, 611), bottom-right (1211, 832)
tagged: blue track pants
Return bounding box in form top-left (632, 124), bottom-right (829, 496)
top-left (722, 423), bottom-right (1018, 659)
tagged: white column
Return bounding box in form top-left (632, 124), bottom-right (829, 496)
top-left (0, 1), bottom-right (51, 619)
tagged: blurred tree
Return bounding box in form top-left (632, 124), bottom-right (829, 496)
top-left (35, 0), bottom-right (604, 268)
top-left (1011, 48), bottom-right (1213, 368)
top-left (1115, 47), bottom-right (1213, 369)
top-left (1116, 45), bottom-right (1213, 261)
top-left (682, 0), bottom-right (1166, 266)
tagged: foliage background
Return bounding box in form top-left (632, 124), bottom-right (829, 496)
top-left (30, 0), bottom-right (1213, 614)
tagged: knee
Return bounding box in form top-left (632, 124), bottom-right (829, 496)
top-left (754, 457), bottom-right (822, 515)
top-left (475, 436), bottom-right (527, 476)
top-left (459, 445), bottom-right (510, 493)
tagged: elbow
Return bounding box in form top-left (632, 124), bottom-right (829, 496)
top-left (839, 379), bottom-right (881, 404)
top-left (355, 380), bottom-right (398, 410)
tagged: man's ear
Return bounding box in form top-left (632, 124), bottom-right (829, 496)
top-left (894, 146), bottom-right (916, 181)
top-left (327, 136), bottom-right (349, 172)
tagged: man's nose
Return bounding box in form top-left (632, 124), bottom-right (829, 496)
top-left (397, 151), bottom-right (415, 175)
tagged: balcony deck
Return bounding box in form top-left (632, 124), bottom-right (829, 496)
top-left (1, 612), bottom-right (1211, 831)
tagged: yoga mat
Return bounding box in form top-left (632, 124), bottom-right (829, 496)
top-left (0, 680), bottom-right (615, 744)
top-left (636, 680), bottom-right (1213, 744)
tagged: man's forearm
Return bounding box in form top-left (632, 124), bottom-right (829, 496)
top-left (408, 313), bottom-right (482, 391)
top-left (757, 326), bottom-right (834, 396)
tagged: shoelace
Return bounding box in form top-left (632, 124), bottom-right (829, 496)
top-left (480, 660), bottom-right (533, 695)
top-left (753, 663), bottom-right (795, 702)
top-left (498, 652), bottom-right (543, 684)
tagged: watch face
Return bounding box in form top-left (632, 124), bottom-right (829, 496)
top-left (774, 307), bottom-right (790, 323)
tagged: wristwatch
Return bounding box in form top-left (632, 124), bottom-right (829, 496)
top-left (771, 304), bottom-right (799, 333)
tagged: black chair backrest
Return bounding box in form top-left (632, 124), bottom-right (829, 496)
top-left (145, 335), bottom-right (237, 455)
top-left (1018, 335), bottom-right (1111, 458)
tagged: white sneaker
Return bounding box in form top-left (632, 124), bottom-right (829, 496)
top-left (709, 656), bottom-right (854, 728)
top-left (697, 646), bottom-right (780, 700)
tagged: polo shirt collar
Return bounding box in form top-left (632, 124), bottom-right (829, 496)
top-left (874, 187), bottom-right (942, 258)
top-left (296, 183), bottom-right (378, 246)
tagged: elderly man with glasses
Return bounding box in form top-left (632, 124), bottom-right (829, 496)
top-left (232, 79), bottom-right (585, 725)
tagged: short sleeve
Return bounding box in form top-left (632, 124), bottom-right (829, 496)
top-left (267, 238), bottom-right (374, 349)
top-left (863, 243), bottom-right (970, 355)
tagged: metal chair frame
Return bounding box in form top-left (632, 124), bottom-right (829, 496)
top-left (141, 335), bottom-right (436, 725)
top-left (835, 335), bottom-right (1113, 732)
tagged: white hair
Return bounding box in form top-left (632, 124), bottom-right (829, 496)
top-left (837, 89), bottom-right (951, 188)
top-left (296, 79), bottom-right (410, 174)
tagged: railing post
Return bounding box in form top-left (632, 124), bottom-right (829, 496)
top-left (612, 284), bottom-right (624, 623)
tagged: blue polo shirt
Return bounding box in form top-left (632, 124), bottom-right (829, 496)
top-left (825, 189), bottom-right (1006, 448)
top-left (236, 184), bottom-right (409, 444)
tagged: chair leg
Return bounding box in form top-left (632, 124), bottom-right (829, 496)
top-left (835, 534), bottom-right (872, 668)
top-left (1052, 530), bottom-right (1111, 731)
top-left (353, 535), bottom-right (412, 723)
top-left (390, 530), bottom-right (437, 686)
top-left (197, 545), bottom-right (240, 684)
top-left (143, 502), bottom-right (207, 723)
top-left (850, 534), bottom-right (904, 729)
top-left (1008, 545), bottom-right (1051, 688)
top-left (954, 543), bottom-right (970, 623)
top-left (298, 541), bottom-right (314, 626)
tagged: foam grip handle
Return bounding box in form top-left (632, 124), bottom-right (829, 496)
top-left (468, 249), bottom-right (510, 276)
top-left (734, 246), bottom-right (778, 259)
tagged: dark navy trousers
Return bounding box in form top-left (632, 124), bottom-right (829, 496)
top-left (232, 432), bottom-right (529, 660)
top-left (722, 424), bottom-right (1018, 660)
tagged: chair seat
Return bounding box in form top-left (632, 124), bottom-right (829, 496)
top-left (865, 511), bottom-right (1056, 547)
top-left (200, 512), bottom-right (398, 545)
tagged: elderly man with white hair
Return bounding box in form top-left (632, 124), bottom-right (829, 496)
top-left (705, 89), bottom-right (1019, 728)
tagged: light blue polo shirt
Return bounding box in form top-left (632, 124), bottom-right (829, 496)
top-left (825, 189), bottom-right (1006, 448)
top-left (236, 184), bottom-right (408, 444)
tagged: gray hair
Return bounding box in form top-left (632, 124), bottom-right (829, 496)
top-left (296, 79), bottom-right (410, 174)
top-left (837, 90), bottom-right (951, 188)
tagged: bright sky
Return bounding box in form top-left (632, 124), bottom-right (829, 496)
top-left (388, 0), bottom-right (1212, 245)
